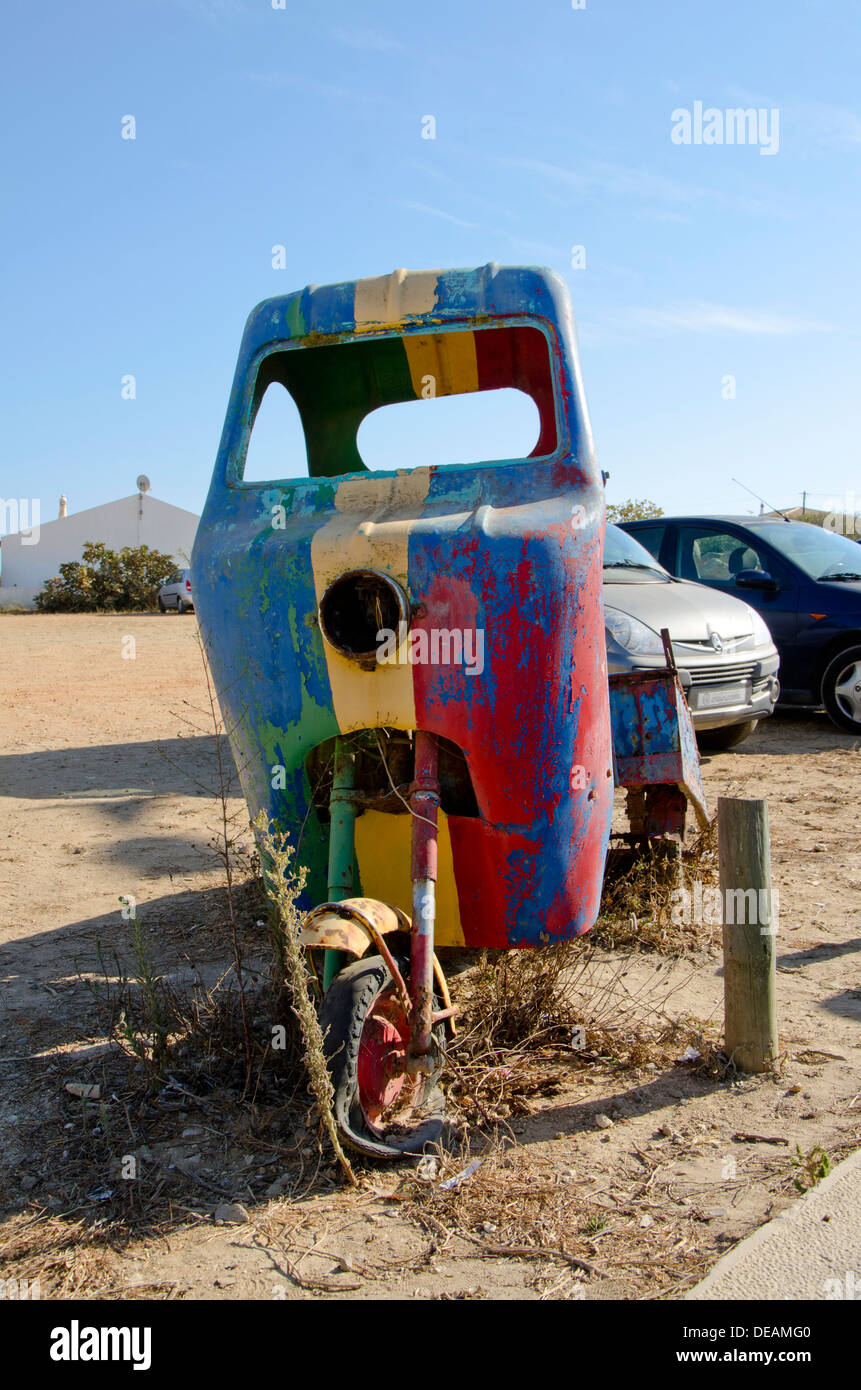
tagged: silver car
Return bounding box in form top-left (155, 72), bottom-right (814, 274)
top-left (158, 567), bottom-right (194, 614)
top-left (604, 525), bottom-right (779, 749)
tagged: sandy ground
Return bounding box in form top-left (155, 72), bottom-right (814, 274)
top-left (0, 614), bottom-right (859, 1301)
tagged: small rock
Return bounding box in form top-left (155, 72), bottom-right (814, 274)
top-left (64, 1082), bottom-right (100, 1100)
top-left (214, 1202), bottom-right (249, 1226)
top-left (415, 1155), bottom-right (438, 1182)
top-left (480, 1221), bottom-right (497, 1233)
top-left (594, 1113), bottom-right (614, 1130)
top-left (20, 1175), bottom-right (38, 1191)
top-left (639, 1214), bottom-right (654, 1228)
top-left (334, 1254), bottom-right (354, 1273)
top-left (182, 1126), bottom-right (205, 1138)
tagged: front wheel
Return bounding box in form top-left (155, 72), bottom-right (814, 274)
top-left (320, 954), bottom-right (447, 1159)
top-left (822, 645), bottom-right (861, 734)
top-left (698, 719), bottom-right (758, 751)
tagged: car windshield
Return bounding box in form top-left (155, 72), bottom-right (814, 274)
top-left (604, 523), bottom-right (668, 575)
top-left (746, 521), bottom-right (861, 581)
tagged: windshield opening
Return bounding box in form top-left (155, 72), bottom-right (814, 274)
top-left (604, 523), bottom-right (669, 575)
top-left (747, 521), bottom-right (861, 580)
top-left (240, 322), bottom-right (559, 482)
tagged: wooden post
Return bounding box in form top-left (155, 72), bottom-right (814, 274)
top-left (718, 796), bottom-right (778, 1072)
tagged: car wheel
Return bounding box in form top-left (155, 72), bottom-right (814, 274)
top-left (177, 599), bottom-right (186, 615)
top-left (822, 645), bottom-right (861, 734)
top-left (157, 597), bottom-right (167, 612)
top-left (698, 719), bottom-right (758, 751)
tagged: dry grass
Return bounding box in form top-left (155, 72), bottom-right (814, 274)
top-left (593, 817), bottom-right (720, 954)
top-left (0, 1211), bottom-right (125, 1299)
top-left (441, 938), bottom-right (728, 1133)
top-left (255, 812), bottom-right (357, 1187)
top-left (398, 1141), bottom-right (720, 1299)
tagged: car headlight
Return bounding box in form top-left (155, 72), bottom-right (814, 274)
top-left (746, 608), bottom-right (773, 646)
top-left (604, 606), bottom-right (666, 656)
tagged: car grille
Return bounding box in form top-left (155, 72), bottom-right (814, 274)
top-left (687, 661), bottom-right (757, 687)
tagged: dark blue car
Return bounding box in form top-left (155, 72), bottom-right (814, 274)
top-left (620, 516), bottom-right (861, 736)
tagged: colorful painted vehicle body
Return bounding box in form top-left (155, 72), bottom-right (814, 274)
top-left (192, 264), bottom-right (614, 954)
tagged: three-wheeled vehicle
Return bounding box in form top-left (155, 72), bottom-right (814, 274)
top-left (192, 264), bottom-right (705, 1157)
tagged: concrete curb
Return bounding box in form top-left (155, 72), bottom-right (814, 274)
top-left (686, 1147), bottom-right (861, 1300)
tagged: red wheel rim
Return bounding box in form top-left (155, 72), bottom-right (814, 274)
top-left (357, 985), bottom-right (410, 1125)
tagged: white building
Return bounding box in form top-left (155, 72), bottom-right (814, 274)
top-left (0, 491), bottom-right (200, 608)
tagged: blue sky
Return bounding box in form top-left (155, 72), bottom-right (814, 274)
top-left (1, 0), bottom-right (859, 529)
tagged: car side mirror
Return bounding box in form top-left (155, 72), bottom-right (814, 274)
top-left (734, 568), bottom-right (779, 592)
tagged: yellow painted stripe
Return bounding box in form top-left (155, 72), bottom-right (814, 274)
top-left (403, 331), bottom-right (479, 399)
top-left (354, 268), bottom-right (440, 328)
top-left (354, 808), bottom-right (465, 948)
top-left (310, 470), bottom-right (429, 733)
top-left (308, 374), bottom-right (465, 944)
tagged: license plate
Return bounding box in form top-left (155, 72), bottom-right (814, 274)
top-left (693, 682), bottom-right (751, 710)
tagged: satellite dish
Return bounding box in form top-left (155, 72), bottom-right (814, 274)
top-left (136, 474), bottom-right (151, 494)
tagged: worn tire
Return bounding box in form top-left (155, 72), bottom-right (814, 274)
top-left (698, 719), bottom-right (758, 751)
top-left (821, 645), bottom-right (861, 735)
top-left (320, 953), bottom-right (446, 1160)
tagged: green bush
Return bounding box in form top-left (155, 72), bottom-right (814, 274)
top-left (35, 541), bottom-right (179, 613)
top-left (606, 499), bottom-right (664, 524)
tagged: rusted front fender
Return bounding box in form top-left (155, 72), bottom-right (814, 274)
top-left (300, 896), bottom-right (456, 1032)
top-left (299, 896), bottom-right (410, 957)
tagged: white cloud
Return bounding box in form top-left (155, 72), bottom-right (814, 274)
top-left (625, 302), bottom-right (830, 335)
top-left (242, 71), bottom-right (391, 107)
top-left (791, 101), bottom-right (861, 151)
top-left (502, 155), bottom-right (786, 218)
top-left (725, 88), bottom-right (861, 155)
top-left (401, 201), bottom-right (481, 230)
top-left (331, 26), bottom-right (406, 54)
top-left (162, 0), bottom-right (245, 23)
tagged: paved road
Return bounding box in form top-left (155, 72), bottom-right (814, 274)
top-left (687, 1148), bottom-right (861, 1300)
